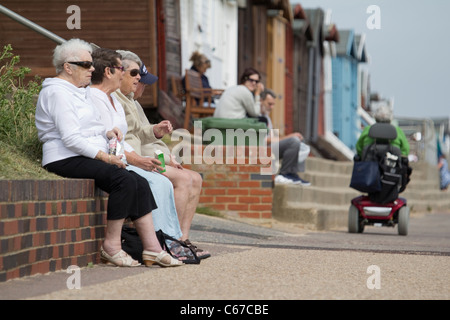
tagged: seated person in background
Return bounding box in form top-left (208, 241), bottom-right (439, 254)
top-left (35, 38), bottom-right (182, 268)
top-left (182, 51), bottom-right (212, 91)
top-left (89, 47), bottom-right (183, 241)
top-left (113, 50), bottom-right (210, 259)
top-left (261, 89), bottom-right (311, 186)
top-left (356, 105), bottom-right (410, 158)
top-left (438, 154), bottom-right (450, 191)
top-left (356, 105), bottom-right (412, 194)
top-left (214, 67), bottom-right (266, 124)
top-left (182, 51), bottom-right (222, 106)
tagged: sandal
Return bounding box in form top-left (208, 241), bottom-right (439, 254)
top-left (100, 247), bottom-right (141, 267)
top-left (183, 239), bottom-right (211, 260)
top-left (142, 250), bottom-right (184, 267)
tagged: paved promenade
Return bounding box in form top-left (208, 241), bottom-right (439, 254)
top-left (1, 212), bottom-right (449, 303)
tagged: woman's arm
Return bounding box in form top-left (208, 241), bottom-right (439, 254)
top-left (241, 87), bottom-right (261, 117)
top-left (125, 150), bottom-right (164, 172)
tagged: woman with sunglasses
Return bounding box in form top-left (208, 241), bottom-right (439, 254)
top-left (35, 39), bottom-right (182, 268)
top-left (213, 67), bottom-right (265, 121)
top-left (89, 48), bottom-right (185, 253)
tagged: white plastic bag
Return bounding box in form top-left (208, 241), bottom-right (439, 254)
top-left (298, 143), bottom-right (310, 164)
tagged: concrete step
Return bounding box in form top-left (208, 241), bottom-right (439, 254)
top-left (304, 168), bottom-right (440, 190)
top-left (406, 180), bottom-right (440, 191)
top-left (302, 172), bottom-right (441, 192)
top-left (406, 198), bottom-right (450, 213)
top-left (305, 157), bottom-right (353, 175)
top-left (272, 184), bottom-right (348, 230)
top-left (276, 184), bottom-right (358, 206)
top-left (273, 201), bottom-right (349, 231)
top-left (409, 161), bottom-right (440, 181)
top-left (402, 188), bottom-right (450, 202)
top-left (301, 171), bottom-right (351, 188)
top-left (305, 158), bottom-right (440, 188)
top-left (305, 157), bottom-right (443, 191)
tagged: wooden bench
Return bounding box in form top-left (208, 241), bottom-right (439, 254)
top-left (183, 69), bottom-right (223, 130)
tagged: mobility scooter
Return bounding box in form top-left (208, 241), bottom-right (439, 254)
top-left (348, 123), bottom-right (411, 236)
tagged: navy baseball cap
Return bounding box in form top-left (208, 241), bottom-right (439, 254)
top-left (139, 64), bottom-right (158, 85)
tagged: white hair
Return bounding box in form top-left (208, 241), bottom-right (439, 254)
top-left (374, 105), bottom-right (393, 123)
top-left (116, 50), bottom-right (142, 69)
top-left (53, 38), bottom-right (93, 74)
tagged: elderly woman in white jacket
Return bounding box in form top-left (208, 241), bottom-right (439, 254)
top-left (35, 39), bottom-right (182, 268)
top-left (89, 47), bottom-right (183, 242)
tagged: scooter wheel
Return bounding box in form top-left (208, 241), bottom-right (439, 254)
top-left (348, 204), bottom-right (363, 233)
top-left (397, 206), bottom-right (409, 236)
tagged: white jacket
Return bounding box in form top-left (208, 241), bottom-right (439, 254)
top-left (89, 87), bottom-right (134, 153)
top-left (35, 78), bottom-right (108, 166)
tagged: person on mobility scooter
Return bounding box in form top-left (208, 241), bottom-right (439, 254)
top-left (349, 106), bottom-right (412, 235)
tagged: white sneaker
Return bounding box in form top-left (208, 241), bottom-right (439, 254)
top-left (275, 175), bottom-right (295, 185)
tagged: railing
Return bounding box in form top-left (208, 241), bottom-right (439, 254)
top-left (0, 4), bottom-right (66, 44)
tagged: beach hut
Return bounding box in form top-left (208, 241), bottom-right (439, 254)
top-left (332, 29), bottom-right (368, 150)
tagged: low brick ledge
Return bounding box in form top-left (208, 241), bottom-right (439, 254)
top-left (0, 179), bottom-right (108, 282)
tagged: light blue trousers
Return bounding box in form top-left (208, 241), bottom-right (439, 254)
top-left (126, 165), bottom-right (183, 239)
top-left (440, 159), bottom-right (450, 190)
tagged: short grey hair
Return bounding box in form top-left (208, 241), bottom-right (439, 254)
top-left (261, 88), bottom-right (276, 100)
top-left (53, 38), bottom-right (93, 74)
top-left (374, 105), bottom-right (394, 123)
top-left (116, 50), bottom-right (142, 69)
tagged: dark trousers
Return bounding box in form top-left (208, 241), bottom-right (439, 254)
top-left (276, 136), bottom-right (303, 175)
top-left (45, 156), bottom-right (157, 221)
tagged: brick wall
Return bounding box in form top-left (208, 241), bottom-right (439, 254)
top-left (185, 145), bottom-right (274, 219)
top-left (0, 180), bottom-right (107, 282)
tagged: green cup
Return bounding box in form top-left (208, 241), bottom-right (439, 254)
top-left (155, 150), bottom-right (166, 173)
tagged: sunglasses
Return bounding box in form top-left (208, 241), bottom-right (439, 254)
top-left (247, 78), bottom-right (260, 84)
top-left (66, 61), bottom-right (94, 69)
top-left (127, 69), bottom-right (140, 77)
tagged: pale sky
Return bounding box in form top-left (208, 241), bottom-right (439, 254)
top-left (293, 0), bottom-right (450, 120)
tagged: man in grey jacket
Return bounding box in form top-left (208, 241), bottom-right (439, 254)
top-left (261, 89), bottom-right (311, 186)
